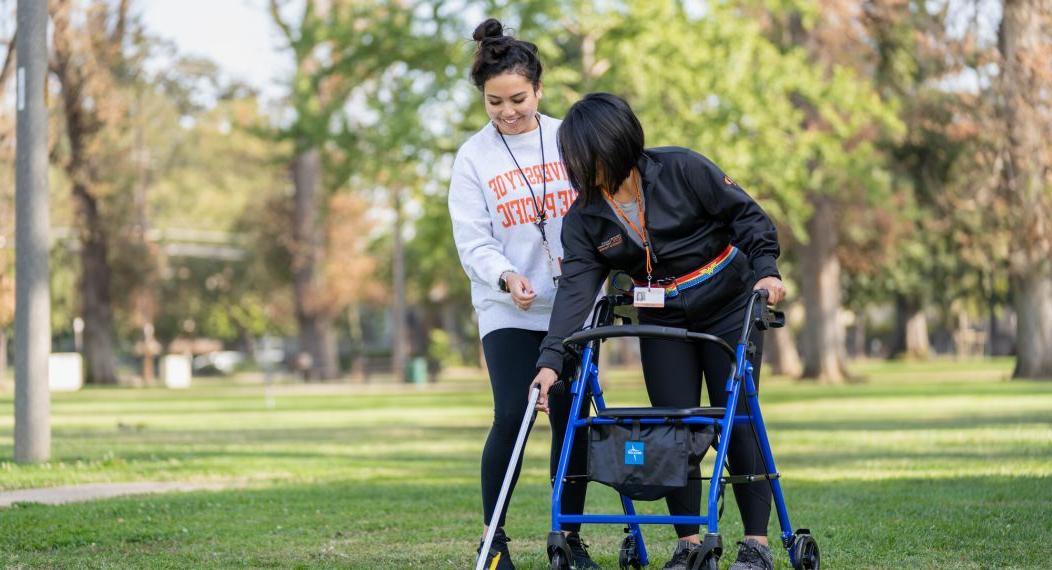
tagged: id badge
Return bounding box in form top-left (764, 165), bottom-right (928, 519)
top-left (633, 286), bottom-right (666, 308)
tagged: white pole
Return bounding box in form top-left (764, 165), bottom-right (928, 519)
top-left (475, 385), bottom-right (540, 570)
top-left (13, 0), bottom-right (52, 463)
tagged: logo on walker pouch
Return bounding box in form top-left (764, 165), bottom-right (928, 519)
top-left (625, 441), bottom-right (645, 465)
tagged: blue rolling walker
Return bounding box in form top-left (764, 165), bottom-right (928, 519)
top-left (545, 290), bottom-right (820, 570)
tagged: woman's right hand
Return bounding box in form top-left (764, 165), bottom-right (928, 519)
top-left (506, 272), bottom-right (537, 311)
top-left (531, 367), bottom-right (558, 414)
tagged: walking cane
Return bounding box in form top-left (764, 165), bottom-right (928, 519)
top-left (475, 384), bottom-right (541, 570)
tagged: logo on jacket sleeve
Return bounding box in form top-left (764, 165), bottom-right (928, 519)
top-left (597, 234), bottom-right (624, 253)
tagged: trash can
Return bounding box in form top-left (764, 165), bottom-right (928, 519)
top-left (407, 357), bottom-right (428, 386)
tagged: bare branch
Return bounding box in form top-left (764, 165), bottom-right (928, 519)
top-left (270, 0), bottom-right (295, 45)
top-left (112, 0), bottom-right (130, 45)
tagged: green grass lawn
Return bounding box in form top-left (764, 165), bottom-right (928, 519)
top-left (1, 358), bottom-right (1050, 568)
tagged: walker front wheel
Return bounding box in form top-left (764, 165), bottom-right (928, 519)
top-left (791, 531), bottom-right (820, 570)
top-left (549, 551), bottom-right (570, 570)
top-left (547, 531), bottom-right (572, 570)
top-left (688, 533), bottom-right (722, 570)
top-left (618, 535), bottom-right (643, 569)
top-left (687, 551), bottom-right (718, 570)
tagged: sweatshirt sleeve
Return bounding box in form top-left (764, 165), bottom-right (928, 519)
top-left (448, 150), bottom-right (517, 291)
top-left (683, 152), bottom-right (781, 280)
top-left (536, 209), bottom-right (609, 375)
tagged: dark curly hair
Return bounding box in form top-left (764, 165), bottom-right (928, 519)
top-left (470, 18), bottom-right (543, 90)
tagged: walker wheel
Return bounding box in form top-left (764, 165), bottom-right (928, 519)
top-left (688, 534), bottom-right (722, 570)
top-left (791, 532), bottom-right (820, 570)
top-left (549, 551), bottom-right (570, 570)
top-left (618, 535), bottom-right (643, 569)
top-left (687, 549), bottom-right (718, 570)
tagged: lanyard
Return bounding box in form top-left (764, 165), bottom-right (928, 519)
top-left (496, 115), bottom-right (560, 287)
top-left (497, 114), bottom-right (549, 241)
top-left (604, 170), bottom-right (655, 284)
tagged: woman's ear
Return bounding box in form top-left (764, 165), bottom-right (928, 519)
top-left (535, 82), bottom-right (543, 100)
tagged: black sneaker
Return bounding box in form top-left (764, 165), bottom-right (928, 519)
top-left (565, 532), bottom-right (601, 569)
top-left (477, 528), bottom-right (515, 570)
top-left (662, 539), bottom-right (700, 570)
top-left (728, 538), bottom-right (774, 570)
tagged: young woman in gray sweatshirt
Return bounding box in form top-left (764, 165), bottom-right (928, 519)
top-left (449, 18), bottom-right (598, 570)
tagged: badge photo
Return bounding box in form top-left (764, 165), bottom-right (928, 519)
top-left (634, 286), bottom-right (665, 308)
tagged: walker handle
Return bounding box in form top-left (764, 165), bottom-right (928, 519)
top-left (751, 289), bottom-right (785, 331)
top-left (564, 324), bottom-right (735, 360)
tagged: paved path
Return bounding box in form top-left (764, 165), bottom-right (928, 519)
top-left (0, 482), bottom-right (226, 508)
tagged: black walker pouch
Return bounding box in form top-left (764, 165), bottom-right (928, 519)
top-left (586, 419), bottom-right (715, 501)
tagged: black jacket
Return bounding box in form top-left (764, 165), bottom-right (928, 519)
top-left (536, 146), bottom-right (781, 374)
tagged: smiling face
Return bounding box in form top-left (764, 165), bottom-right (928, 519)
top-left (483, 71), bottom-right (542, 135)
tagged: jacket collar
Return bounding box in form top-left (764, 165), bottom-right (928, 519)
top-left (576, 150), bottom-right (664, 219)
top-left (638, 149), bottom-right (664, 189)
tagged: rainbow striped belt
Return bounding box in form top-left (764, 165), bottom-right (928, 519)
top-left (633, 245), bottom-right (738, 299)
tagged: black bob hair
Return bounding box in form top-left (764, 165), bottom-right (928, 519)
top-left (470, 18), bottom-right (543, 90)
top-left (557, 93), bottom-right (645, 205)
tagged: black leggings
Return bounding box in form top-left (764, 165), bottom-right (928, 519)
top-left (639, 294), bottom-right (773, 537)
top-left (480, 328), bottom-right (589, 531)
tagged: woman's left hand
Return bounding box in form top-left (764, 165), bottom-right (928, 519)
top-left (754, 276), bottom-right (786, 305)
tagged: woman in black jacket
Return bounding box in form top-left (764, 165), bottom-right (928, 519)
top-left (531, 93), bottom-right (786, 570)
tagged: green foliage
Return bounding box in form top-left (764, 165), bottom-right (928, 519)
top-left (493, 0), bottom-right (901, 241)
top-left (7, 0), bottom-right (1021, 364)
top-left (140, 76), bottom-right (293, 344)
top-left (404, 191), bottom-right (471, 305)
top-left (840, 0), bottom-right (1003, 320)
top-left (47, 245), bottom-right (79, 339)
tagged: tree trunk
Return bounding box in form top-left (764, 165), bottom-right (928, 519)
top-left (904, 309), bottom-right (930, 359)
top-left (799, 197), bottom-right (849, 382)
top-left (133, 90), bottom-right (157, 387)
top-left (291, 146), bottom-right (339, 380)
top-left (1000, 0), bottom-right (1052, 379)
top-left (299, 312), bottom-right (339, 381)
top-left (391, 188), bottom-right (408, 382)
top-left (1012, 268), bottom-right (1052, 378)
top-left (52, 1), bottom-right (120, 385)
top-left (890, 295), bottom-right (930, 360)
top-left (766, 319), bottom-right (802, 377)
top-left (74, 184), bottom-right (119, 384)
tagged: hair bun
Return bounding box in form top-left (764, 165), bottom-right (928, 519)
top-left (468, 18), bottom-right (542, 90)
top-left (472, 18), bottom-right (504, 42)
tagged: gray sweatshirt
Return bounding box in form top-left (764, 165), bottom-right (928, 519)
top-left (449, 114), bottom-right (577, 339)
